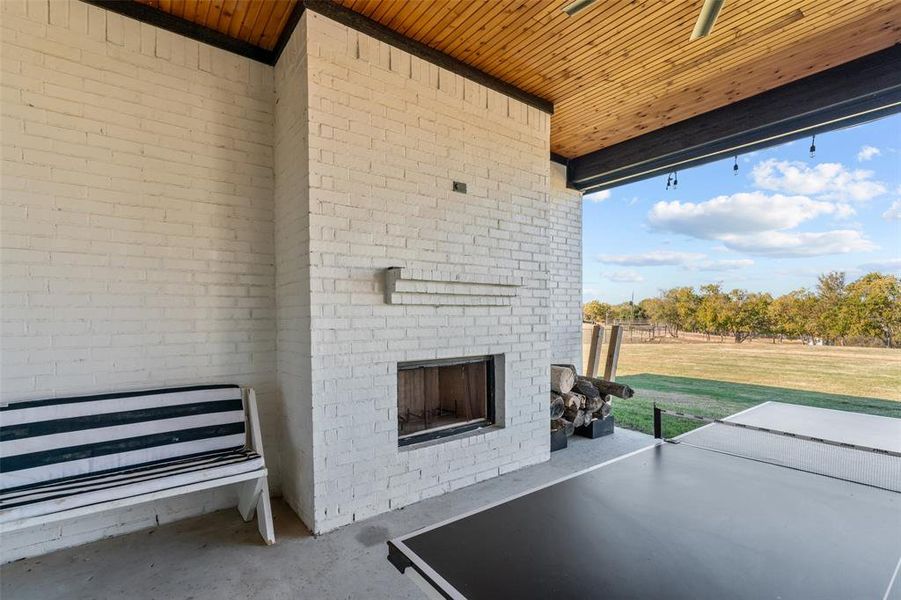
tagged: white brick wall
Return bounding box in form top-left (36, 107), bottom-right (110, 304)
top-left (0, 0), bottom-right (276, 561)
top-left (299, 12), bottom-right (553, 533)
top-left (548, 162), bottom-right (583, 368)
top-left (1, 1), bottom-right (585, 552)
top-left (273, 20), bottom-right (316, 527)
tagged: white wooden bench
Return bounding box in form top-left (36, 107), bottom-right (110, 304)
top-left (0, 384), bottom-right (274, 545)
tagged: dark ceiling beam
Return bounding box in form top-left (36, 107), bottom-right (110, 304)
top-left (81, 0), bottom-right (275, 64)
top-left (568, 44), bottom-right (901, 193)
top-left (549, 152), bottom-right (569, 166)
top-left (271, 2), bottom-right (306, 65)
top-left (303, 0), bottom-right (554, 114)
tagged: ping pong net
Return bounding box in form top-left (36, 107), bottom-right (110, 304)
top-left (653, 405), bottom-right (901, 493)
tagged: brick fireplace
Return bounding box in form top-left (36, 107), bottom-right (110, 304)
top-left (273, 12), bottom-right (582, 534)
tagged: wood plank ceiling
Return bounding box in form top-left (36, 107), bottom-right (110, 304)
top-left (134, 0), bottom-right (299, 51)
top-left (127, 0), bottom-right (901, 159)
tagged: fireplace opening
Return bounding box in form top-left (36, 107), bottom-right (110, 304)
top-left (397, 356), bottom-right (496, 446)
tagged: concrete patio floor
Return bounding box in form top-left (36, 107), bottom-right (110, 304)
top-left (2, 428), bottom-right (652, 600)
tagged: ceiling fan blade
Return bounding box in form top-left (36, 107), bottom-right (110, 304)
top-left (690, 0), bottom-right (726, 40)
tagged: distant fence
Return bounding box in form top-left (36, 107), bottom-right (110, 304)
top-left (583, 320), bottom-right (674, 342)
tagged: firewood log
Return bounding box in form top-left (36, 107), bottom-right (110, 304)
top-left (574, 411), bottom-right (587, 428)
top-left (577, 376), bottom-right (634, 399)
top-left (550, 365), bottom-right (576, 394)
top-left (574, 379), bottom-right (600, 399)
top-left (561, 391), bottom-right (586, 410)
top-left (557, 418), bottom-right (575, 437)
top-left (551, 418), bottom-right (572, 435)
top-left (581, 395), bottom-right (605, 413)
top-left (550, 393), bottom-right (565, 419)
top-left (594, 400), bottom-right (612, 419)
top-left (567, 407), bottom-right (594, 428)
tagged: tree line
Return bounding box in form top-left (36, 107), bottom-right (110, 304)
top-left (583, 271), bottom-right (900, 348)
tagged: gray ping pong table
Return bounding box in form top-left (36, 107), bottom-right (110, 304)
top-left (387, 401), bottom-right (901, 599)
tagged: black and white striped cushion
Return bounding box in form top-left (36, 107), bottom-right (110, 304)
top-left (0, 385), bottom-right (252, 494)
top-left (0, 448), bottom-right (263, 521)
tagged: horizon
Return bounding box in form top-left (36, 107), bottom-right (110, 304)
top-left (582, 113), bottom-right (901, 304)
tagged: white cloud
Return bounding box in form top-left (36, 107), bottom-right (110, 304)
top-left (598, 251), bottom-right (755, 272)
top-left (604, 270), bottom-right (644, 283)
top-left (648, 192), bottom-right (852, 239)
top-left (645, 188), bottom-right (876, 258)
top-left (858, 258), bottom-right (901, 273)
top-left (718, 230), bottom-right (876, 257)
top-left (585, 190), bottom-right (611, 203)
top-left (883, 200), bottom-right (901, 221)
top-left (857, 145), bottom-right (881, 162)
top-left (692, 258), bottom-right (755, 271)
top-left (597, 250), bottom-right (705, 266)
top-left (751, 159), bottom-right (886, 202)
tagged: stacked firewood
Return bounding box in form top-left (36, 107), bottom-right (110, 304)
top-left (550, 364), bottom-right (633, 436)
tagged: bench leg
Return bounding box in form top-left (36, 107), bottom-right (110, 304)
top-left (237, 478), bottom-right (263, 522)
top-left (256, 476), bottom-right (275, 545)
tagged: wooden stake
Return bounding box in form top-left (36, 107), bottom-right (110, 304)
top-left (604, 325), bottom-right (623, 382)
top-left (585, 325), bottom-right (604, 378)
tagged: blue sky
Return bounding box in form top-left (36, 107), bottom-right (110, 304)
top-left (582, 113), bottom-right (901, 303)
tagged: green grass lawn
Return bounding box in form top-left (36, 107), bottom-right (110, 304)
top-left (613, 373), bottom-right (901, 437)
top-left (584, 337), bottom-right (901, 437)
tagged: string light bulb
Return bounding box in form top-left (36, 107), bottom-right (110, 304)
top-left (809, 135), bottom-right (816, 158)
top-left (673, 171), bottom-right (678, 189)
top-left (733, 155), bottom-right (738, 176)
top-left (665, 173), bottom-right (672, 190)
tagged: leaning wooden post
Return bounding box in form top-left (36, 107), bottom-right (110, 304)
top-left (586, 325), bottom-right (605, 378)
top-left (604, 324), bottom-right (623, 381)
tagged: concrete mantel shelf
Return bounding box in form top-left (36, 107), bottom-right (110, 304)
top-left (383, 267), bottom-right (522, 306)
